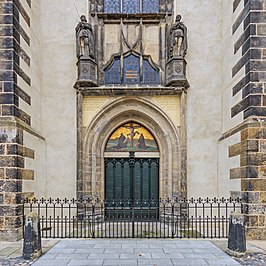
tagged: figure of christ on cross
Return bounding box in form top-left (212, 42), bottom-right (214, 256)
top-left (123, 122), bottom-right (142, 147)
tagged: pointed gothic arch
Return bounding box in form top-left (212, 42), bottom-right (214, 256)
top-left (79, 97), bottom-right (186, 200)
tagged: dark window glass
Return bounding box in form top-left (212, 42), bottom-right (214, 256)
top-left (142, 0), bottom-right (159, 13)
top-left (123, 54), bottom-right (140, 84)
top-left (123, 0), bottom-right (140, 14)
top-left (104, 55), bottom-right (160, 85)
top-left (104, 0), bottom-right (159, 14)
top-left (104, 58), bottom-right (121, 84)
top-left (143, 59), bottom-right (160, 85)
top-left (104, 0), bottom-right (121, 13)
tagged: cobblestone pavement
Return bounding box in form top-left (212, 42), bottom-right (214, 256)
top-left (212, 239), bottom-right (266, 266)
top-left (235, 253), bottom-right (266, 266)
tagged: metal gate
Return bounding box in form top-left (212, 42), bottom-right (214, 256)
top-left (23, 198), bottom-right (242, 239)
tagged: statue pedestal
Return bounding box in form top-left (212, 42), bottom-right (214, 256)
top-left (165, 57), bottom-right (189, 88)
top-left (75, 57), bottom-right (98, 88)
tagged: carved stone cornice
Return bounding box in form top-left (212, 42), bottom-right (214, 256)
top-left (75, 85), bottom-right (186, 96)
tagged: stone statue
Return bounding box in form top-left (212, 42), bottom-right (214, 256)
top-left (169, 15), bottom-right (187, 58)
top-left (76, 15), bottom-right (94, 59)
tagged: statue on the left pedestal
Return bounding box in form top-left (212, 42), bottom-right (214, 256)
top-left (169, 15), bottom-right (187, 58)
top-left (76, 15), bottom-right (94, 59)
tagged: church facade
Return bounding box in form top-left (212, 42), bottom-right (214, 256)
top-left (0, 0), bottom-right (266, 240)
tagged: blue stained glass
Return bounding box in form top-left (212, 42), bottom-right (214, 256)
top-left (123, 0), bottom-right (140, 14)
top-left (142, 0), bottom-right (159, 13)
top-left (104, 59), bottom-right (121, 84)
top-left (123, 54), bottom-right (140, 84)
top-left (104, 0), bottom-right (121, 13)
top-left (104, 55), bottom-right (160, 85)
top-left (143, 59), bottom-right (160, 85)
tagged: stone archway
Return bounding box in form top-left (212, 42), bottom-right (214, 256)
top-left (80, 97), bottom-right (185, 200)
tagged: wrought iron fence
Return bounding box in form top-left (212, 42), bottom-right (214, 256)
top-left (23, 197), bottom-right (242, 239)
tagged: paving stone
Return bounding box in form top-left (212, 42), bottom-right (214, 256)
top-left (104, 248), bottom-right (134, 254)
top-left (46, 248), bottom-right (76, 254)
top-left (134, 248), bottom-right (164, 253)
top-left (55, 253), bottom-right (88, 259)
top-left (138, 258), bottom-right (174, 265)
top-left (192, 248), bottom-right (225, 254)
top-left (151, 252), bottom-right (184, 258)
top-left (206, 258), bottom-right (240, 265)
top-left (36, 254), bottom-right (57, 259)
top-left (163, 248), bottom-right (183, 253)
top-left (33, 259), bottom-right (70, 266)
top-left (183, 253), bottom-right (218, 259)
top-left (63, 244), bottom-right (95, 249)
top-left (0, 247), bottom-right (20, 256)
top-left (168, 248), bottom-right (194, 253)
top-left (89, 253), bottom-right (120, 259)
top-left (103, 259), bottom-right (138, 265)
top-left (171, 258), bottom-right (208, 265)
top-left (94, 243), bottom-right (121, 248)
top-left (74, 248), bottom-right (105, 254)
top-left (121, 243), bottom-right (149, 248)
top-left (120, 253), bottom-right (152, 259)
top-left (68, 259), bottom-right (104, 265)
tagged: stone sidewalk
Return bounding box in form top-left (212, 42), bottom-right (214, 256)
top-left (1, 239), bottom-right (266, 266)
top-left (0, 239), bottom-right (59, 265)
top-left (32, 239), bottom-right (239, 266)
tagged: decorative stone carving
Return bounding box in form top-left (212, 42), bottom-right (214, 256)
top-left (76, 58), bottom-right (98, 87)
top-left (76, 15), bottom-right (95, 59)
top-left (166, 57), bottom-right (188, 87)
top-left (75, 15), bottom-right (98, 88)
top-left (169, 15), bottom-right (187, 58)
top-left (166, 15), bottom-right (189, 88)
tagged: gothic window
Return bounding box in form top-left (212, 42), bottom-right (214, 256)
top-left (104, 54), bottom-right (160, 85)
top-left (142, 0), bottom-right (160, 13)
top-left (104, 58), bottom-right (121, 84)
top-left (123, 54), bottom-right (140, 84)
top-left (104, 0), bottom-right (121, 13)
top-left (143, 59), bottom-right (160, 85)
top-left (104, 0), bottom-right (159, 14)
top-left (123, 0), bottom-right (139, 14)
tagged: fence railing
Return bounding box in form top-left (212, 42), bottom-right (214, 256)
top-left (23, 197), bottom-right (242, 239)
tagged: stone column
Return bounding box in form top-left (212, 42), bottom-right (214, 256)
top-left (76, 91), bottom-right (84, 200)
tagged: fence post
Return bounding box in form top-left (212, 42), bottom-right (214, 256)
top-left (23, 212), bottom-right (42, 260)
top-left (171, 204), bottom-right (175, 239)
top-left (227, 212), bottom-right (246, 256)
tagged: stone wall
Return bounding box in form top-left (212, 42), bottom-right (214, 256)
top-left (220, 0), bottom-right (266, 239)
top-left (0, 0), bottom-right (36, 241)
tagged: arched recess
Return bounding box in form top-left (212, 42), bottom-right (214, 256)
top-left (81, 97), bottom-right (185, 200)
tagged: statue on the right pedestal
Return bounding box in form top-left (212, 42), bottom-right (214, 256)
top-left (169, 15), bottom-right (187, 58)
top-left (166, 14), bottom-right (189, 87)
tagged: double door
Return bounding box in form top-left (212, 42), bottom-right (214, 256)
top-left (105, 157), bottom-right (159, 220)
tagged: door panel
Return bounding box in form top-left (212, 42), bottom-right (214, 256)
top-left (105, 158), bottom-right (159, 221)
top-left (105, 158), bottom-right (159, 202)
